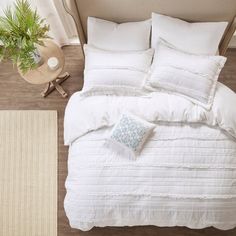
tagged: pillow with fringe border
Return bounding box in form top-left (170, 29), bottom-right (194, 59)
top-left (105, 113), bottom-right (155, 159)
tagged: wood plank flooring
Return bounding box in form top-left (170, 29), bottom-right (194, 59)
top-left (0, 46), bottom-right (236, 236)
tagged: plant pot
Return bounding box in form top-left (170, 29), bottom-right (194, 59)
top-left (32, 48), bottom-right (44, 67)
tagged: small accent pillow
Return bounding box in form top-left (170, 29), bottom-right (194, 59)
top-left (105, 113), bottom-right (155, 158)
top-left (146, 40), bottom-right (227, 109)
top-left (151, 12), bottom-right (228, 55)
top-left (83, 44), bottom-right (154, 93)
top-left (88, 17), bottom-right (151, 51)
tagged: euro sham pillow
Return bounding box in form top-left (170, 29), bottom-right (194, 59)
top-left (146, 40), bottom-right (227, 109)
top-left (151, 12), bottom-right (228, 55)
top-left (88, 16), bottom-right (151, 51)
top-left (105, 113), bottom-right (155, 158)
top-left (83, 44), bottom-right (154, 94)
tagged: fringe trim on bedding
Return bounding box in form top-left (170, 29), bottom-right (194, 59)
top-left (104, 139), bottom-right (137, 160)
top-left (80, 86), bottom-right (151, 98)
top-left (84, 192), bottom-right (236, 200)
top-left (76, 162), bottom-right (236, 169)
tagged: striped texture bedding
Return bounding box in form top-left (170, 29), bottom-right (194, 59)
top-left (64, 124), bottom-right (236, 231)
top-left (64, 82), bottom-right (236, 231)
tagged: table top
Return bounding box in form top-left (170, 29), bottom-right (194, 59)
top-left (18, 40), bottom-right (65, 85)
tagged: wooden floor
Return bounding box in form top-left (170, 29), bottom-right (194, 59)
top-left (0, 46), bottom-right (236, 236)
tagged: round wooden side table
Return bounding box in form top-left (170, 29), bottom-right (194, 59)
top-left (18, 39), bottom-right (70, 98)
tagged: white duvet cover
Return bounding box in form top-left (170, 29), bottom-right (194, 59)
top-left (64, 82), bottom-right (236, 231)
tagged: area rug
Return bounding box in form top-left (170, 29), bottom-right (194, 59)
top-left (0, 110), bottom-right (57, 236)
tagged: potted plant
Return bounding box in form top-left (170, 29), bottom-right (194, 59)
top-left (0, 0), bottom-right (50, 74)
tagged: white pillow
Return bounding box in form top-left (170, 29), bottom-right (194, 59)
top-left (83, 44), bottom-right (154, 91)
top-left (88, 17), bottom-right (151, 51)
top-left (105, 113), bottom-right (155, 158)
top-left (151, 13), bottom-right (228, 55)
top-left (146, 40), bottom-right (227, 109)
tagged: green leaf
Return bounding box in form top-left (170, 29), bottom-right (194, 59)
top-left (0, 0), bottom-right (50, 74)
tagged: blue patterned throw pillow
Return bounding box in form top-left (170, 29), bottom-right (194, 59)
top-left (106, 113), bottom-right (155, 158)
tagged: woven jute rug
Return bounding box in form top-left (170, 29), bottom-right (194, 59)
top-left (0, 110), bottom-right (57, 236)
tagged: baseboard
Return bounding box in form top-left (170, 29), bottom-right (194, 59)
top-left (68, 37), bottom-right (80, 45)
top-left (229, 34), bottom-right (236, 48)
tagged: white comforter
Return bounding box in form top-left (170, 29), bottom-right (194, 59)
top-left (64, 83), bottom-right (236, 231)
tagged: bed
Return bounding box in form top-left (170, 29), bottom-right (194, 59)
top-left (63, 0), bottom-right (236, 231)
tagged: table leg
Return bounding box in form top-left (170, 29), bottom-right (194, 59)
top-left (41, 83), bottom-right (51, 97)
top-left (51, 81), bottom-right (68, 98)
top-left (57, 72), bottom-right (70, 81)
top-left (40, 72), bottom-right (70, 98)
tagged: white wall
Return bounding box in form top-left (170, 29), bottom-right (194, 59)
top-left (29, 0), bottom-right (70, 45)
top-left (0, 0), bottom-right (15, 15)
top-left (29, 0), bottom-right (78, 44)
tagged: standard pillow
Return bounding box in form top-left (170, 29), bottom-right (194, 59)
top-left (151, 13), bottom-right (228, 55)
top-left (105, 113), bottom-right (155, 158)
top-left (146, 40), bottom-right (227, 109)
top-left (88, 17), bottom-right (151, 51)
top-left (83, 44), bottom-right (154, 91)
